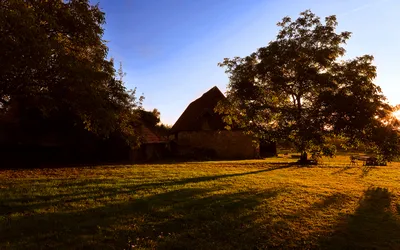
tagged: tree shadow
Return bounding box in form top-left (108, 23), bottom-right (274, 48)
top-left (330, 164), bottom-right (376, 177)
top-left (0, 187), bottom-right (285, 249)
top-left (360, 165), bottom-right (374, 178)
top-left (310, 193), bottom-right (350, 210)
top-left (319, 187), bottom-right (400, 249)
top-left (0, 165), bottom-right (293, 219)
top-left (267, 193), bottom-right (352, 249)
top-left (136, 163), bottom-right (293, 187)
top-left (0, 161), bottom-right (135, 170)
top-left (292, 164), bottom-right (349, 169)
top-left (331, 165), bottom-right (354, 175)
top-left (285, 193), bottom-right (351, 220)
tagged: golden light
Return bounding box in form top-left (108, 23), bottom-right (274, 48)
top-left (393, 110), bottom-right (400, 120)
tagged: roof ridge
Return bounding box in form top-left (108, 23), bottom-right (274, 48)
top-left (170, 85), bottom-right (226, 133)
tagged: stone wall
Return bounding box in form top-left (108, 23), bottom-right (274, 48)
top-left (176, 131), bottom-right (259, 159)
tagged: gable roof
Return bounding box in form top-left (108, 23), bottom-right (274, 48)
top-left (141, 126), bottom-right (166, 144)
top-left (171, 86), bottom-right (226, 133)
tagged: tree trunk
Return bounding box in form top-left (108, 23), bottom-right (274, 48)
top-left (299, 151), bottom-right (308, 163)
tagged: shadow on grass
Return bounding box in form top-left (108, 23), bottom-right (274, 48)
top-left (330, 165), bottom-right (381, 178)
top-left (136, 163), bottom-right (294, 187)
top-left (320, 187), bottom-right (400, 249)
top-left (331, 165), bottom-right (354, 175)
top-left (360, 165), bottom-right (375, 178)
top-left (134, 157), bottom-right (295, 165)
top-left (0, 187), bottom-right (284, 250)
top-left (0, 164), bottom-right (292, 216)
top-left (268, 193), bottom-right (353, 248)
top-left (330, 164), bottom-right (377, 177)
top-left (311, 193), bottom-right (350, 210)
top-left (0, 161), bottom-right (135, 170)
top-left (3, 177), bottom-right (400, 249)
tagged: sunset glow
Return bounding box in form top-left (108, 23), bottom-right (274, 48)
top-left (393, 110), bottom-right (400, 120)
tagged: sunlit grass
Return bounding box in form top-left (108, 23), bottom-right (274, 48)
top-left (1, 156), bottom-right (400, 249)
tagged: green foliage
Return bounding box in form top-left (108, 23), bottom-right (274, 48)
top-left (140, 108), bottom-right (161, 128)
top-left (139, 108), bottom-right (171, 137)
top-left (0, 0), bottom-right (142, 148)
top-left (217, 10), bottom-right (400, 161)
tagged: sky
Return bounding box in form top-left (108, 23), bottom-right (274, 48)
top-left (97, 0), bottom-right (400, 125)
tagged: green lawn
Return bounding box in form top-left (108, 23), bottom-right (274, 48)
top-left (1, 156), bottom-right (400, 249)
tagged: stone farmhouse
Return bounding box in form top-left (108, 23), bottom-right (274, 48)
top-left (170, 86), bottom-right (263, 159)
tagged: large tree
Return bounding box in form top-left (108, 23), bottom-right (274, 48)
top-left (0, 0), bottom-right (142, 148)
top-left (217, 10), bottom-right (400, 163)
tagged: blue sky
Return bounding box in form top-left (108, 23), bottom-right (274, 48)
top-left (98, 0), bottom-right (400, 125)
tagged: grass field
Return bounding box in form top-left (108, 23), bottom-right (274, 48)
top-left (1, 155), bottom-right (400, 249)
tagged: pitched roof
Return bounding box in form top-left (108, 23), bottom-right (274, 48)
top-left (171, 86), bottom-right (226, 133)
top-left (141, 126), bottom-right (166, 144)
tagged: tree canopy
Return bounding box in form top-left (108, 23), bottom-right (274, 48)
top-left (0, 0), bottom-right (142, 150)
top-left (139, 109), bottom-right (171, 138)
top-left (217, 10), bottom-right (400, 162)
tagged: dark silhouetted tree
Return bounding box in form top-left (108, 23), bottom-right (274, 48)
top-left (0, 0), bottom-right (143, 151)
top-left (139, 108), bottom-right (171, 137)
top-left (217, 10), bottom-right (400, 163)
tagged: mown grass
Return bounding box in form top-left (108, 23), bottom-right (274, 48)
top-left (1, 156), bottom-right (400, 249)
